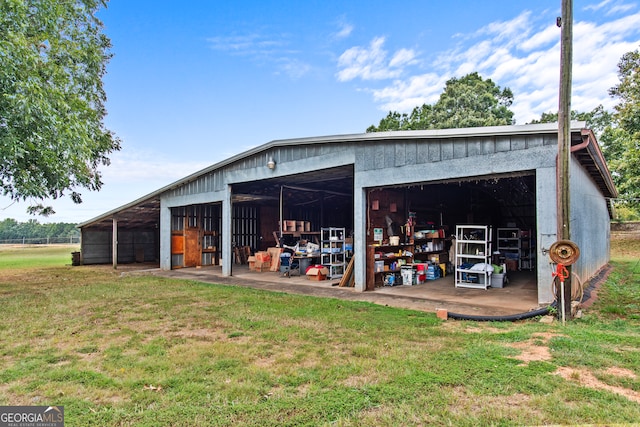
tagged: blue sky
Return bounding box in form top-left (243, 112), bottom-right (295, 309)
top-left (2, 0), bottom-right (640, 223)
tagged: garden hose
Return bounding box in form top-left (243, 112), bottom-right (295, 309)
top-left (550, 271), bottom-right (584, 303)
top-left (446, 303), bottom-right (555, 322)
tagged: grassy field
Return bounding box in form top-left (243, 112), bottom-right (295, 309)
top-left (1, 242), bottom-right (639, 426)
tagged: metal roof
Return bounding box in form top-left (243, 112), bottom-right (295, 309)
top-left (78, 122), bottom-right (617, 229)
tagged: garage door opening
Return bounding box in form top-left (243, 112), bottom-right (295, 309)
top-left (366, 172), bottom-right (537, 290)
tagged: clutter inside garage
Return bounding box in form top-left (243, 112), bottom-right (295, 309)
top-left (170, 165), bottom-right (537, 290)
top-left (364, 175), bottom-right (537, 290)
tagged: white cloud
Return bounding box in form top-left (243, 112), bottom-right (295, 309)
top-left (277, 57), bottom-right (313, 79)
top-left (334, 20), bottom-right (354, 39)
top-left (371, 73), bottom-right (448, 112)
top-left (207, 33), bottom-right (285, 54)
top-left (336, 37), bottom-right (417, 81)
top-left (338, 7), bottom-right (640, 124)
top-left (584, 0), bottom-right (636, 15)
top-left (584, 0), bottom-right (614, 11)
top-left (608, 3), bottom-right (637, 15)
top-left (389, 48), bottom-right (418, 68)
top-left (476, 10), bottom-right (533, 46)
top-left (207, 31), bottom-right (313, 78)
top-left (520, 25), bottom-right (558, 51)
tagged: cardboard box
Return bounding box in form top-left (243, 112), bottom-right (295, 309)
top-left (306, 265), bottom-right (329, 281)
top-left (247, 256), bottom-right (256, 271)
top-left (428, 253), bottom-right (449, 264)
top-left (267, 247), bottom-right (282, 271)
top-left (255, 251), bottom-right (271, 263)
top-left (279, 220), bottom-right (297, 232)
top-left (254, 251), bottom-right (271, 271)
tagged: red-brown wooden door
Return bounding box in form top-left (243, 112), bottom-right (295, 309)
top-left (184, 228), bottom-right (201, 267)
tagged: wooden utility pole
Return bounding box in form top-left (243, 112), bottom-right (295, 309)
top-left (557, 0), bottom-right (573, 320)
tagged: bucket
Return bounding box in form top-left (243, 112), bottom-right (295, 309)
top-left (389, 236), bottom-right (400, 246)
top-left (71, 251), bottom-right (81, 266)
top-left (491, 273), bottom-right (505, 288)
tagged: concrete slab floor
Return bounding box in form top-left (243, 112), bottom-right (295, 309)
top-left (137, 264), bottom-right (544, 318)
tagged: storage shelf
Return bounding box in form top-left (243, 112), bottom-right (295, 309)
top-left (458, 254), bottom-right (487, 259)
top-left (455, 225), bottom-right (492, 290)
top-left (322, 227), bottom-right (345, 279)
top-left (456, 282), bottom-right (490, 289)
top-left (497, 227), bottom-right (535, 271)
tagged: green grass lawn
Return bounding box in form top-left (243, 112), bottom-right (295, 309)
top-left (0, 244), bottom-right (79, 269)
top-left (1, 243), bottom-right (639, 426)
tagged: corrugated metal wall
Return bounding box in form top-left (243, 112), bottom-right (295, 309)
top-left (232, 205), bottom-right (258, 252)
top-left (355, 134), bottom-right (553, 172)
top-left (81, 229), bottom-right (157, 264)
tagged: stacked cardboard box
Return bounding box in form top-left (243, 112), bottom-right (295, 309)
top-left (252, 251), bottom-right (271, 272)
top-left (279, 220), bottom-right (311, 233)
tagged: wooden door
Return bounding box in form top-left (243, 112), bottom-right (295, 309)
top-left (184, 228), bottom-right (201, 267)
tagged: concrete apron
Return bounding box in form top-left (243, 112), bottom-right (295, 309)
top-left (140, 265), bottom-right (543, 318)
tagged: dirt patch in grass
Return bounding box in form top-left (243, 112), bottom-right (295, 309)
top-left (507, 322), bottom-right (640, 405)
top-left (448, 386), bottom-right (540, 419)
top-left (605, 366), bottom-right (637, 379)
top-left (464, 326), bottom-right (504, 334)
top-left (507, 332), bottom-right (563, 365)
top-left (341, 373), bottom-right (381, 388)
top-left (554, 366), bottom-right (640, 403)
top-left (172, 327), bottom-right (226, 341)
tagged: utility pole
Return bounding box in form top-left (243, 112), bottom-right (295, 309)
top-left (557, 0), bottom-right (573, 320)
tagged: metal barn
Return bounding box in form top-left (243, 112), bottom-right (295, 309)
top-left (78, 122), bottom-right (616, 306)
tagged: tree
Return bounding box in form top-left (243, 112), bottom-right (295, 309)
top-left (529, 105), bottom-right (613, 137)
top-left (366, 111), bottom-right (409, 132)
top-left (367, 72), bottom-right (514, 132)
top-left (604, 48), bottom-right (640, 216)
top-left (0, 0), bottom-right (120, 216)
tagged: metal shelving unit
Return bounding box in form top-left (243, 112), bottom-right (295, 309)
top-left (497, 227), bottom-right (520, 269)
top-left (321, 227), bottom-right (345, 279)
top-left (497, 228), bottom-right (535, 270)
top-left (519, 229), bottom-right (535, 270)
top-left (455, 225), bottom-right (492, 289)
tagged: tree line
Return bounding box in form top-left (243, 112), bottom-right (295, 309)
top-left (0, 218), bottom-right (79, 241)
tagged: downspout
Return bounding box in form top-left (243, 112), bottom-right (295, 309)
top-left (578, 129), bottom-right (616, 196)
top-left (570, 130), bottom-right (591, 152)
